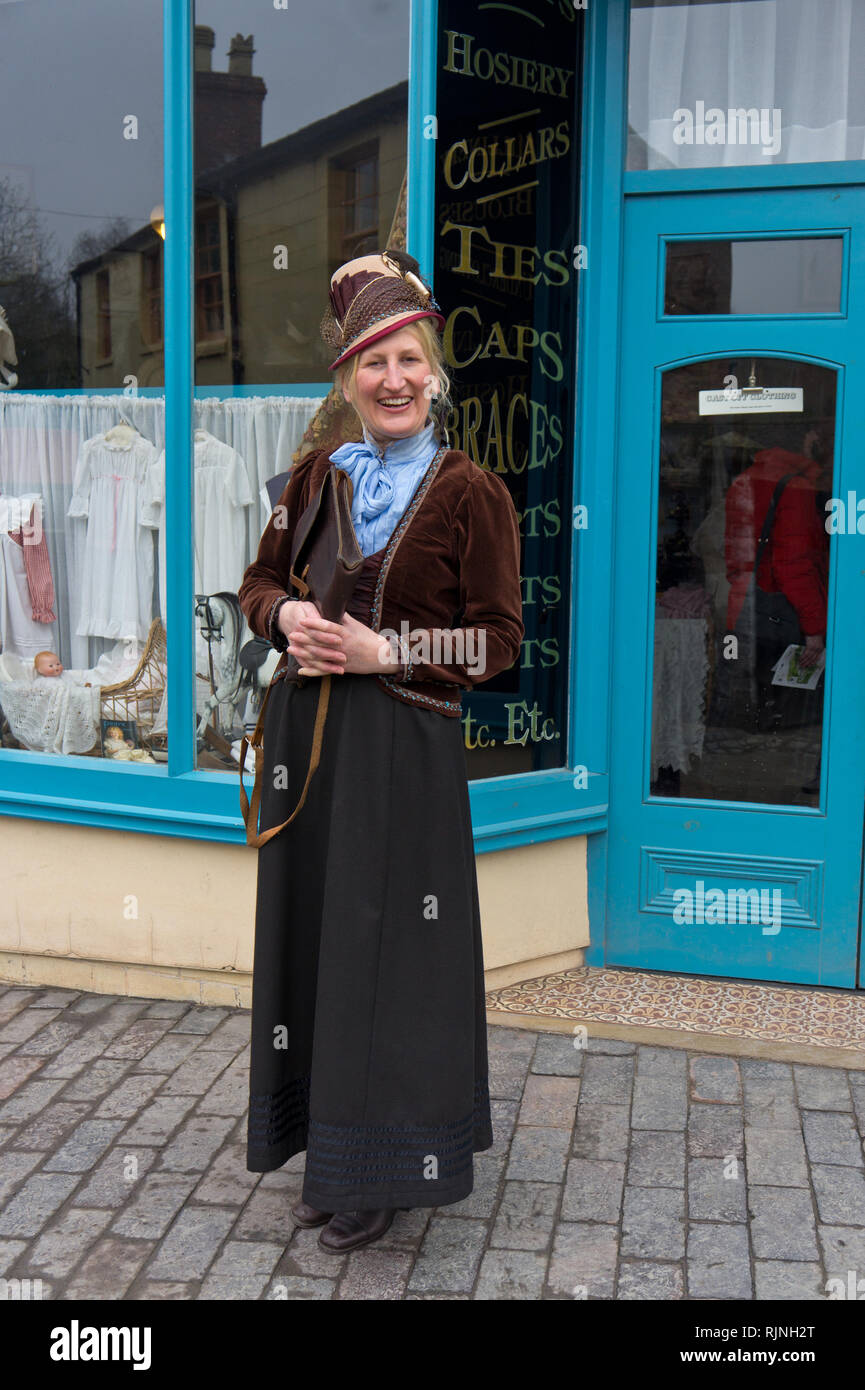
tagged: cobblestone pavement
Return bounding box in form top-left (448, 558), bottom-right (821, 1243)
top-left (1, 985), bottom-right (864, 1301)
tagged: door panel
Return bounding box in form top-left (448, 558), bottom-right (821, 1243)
top-left (606, 187), bottom-right (865, 987)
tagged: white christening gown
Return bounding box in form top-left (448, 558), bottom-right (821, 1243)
top-left (141, 428), bottom-right (253, 619)
top-left (67, 431), bottom-right (159, 642)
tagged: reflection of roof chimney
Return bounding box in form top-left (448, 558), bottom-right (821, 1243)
top-left (194, 31), bottom-right (267, 174)
top-left (194, 26), bottom-right (215, 72)
top-left (228, 34), bottom-right (254, 78)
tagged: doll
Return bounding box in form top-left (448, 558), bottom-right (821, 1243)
top-left (34, 651), bottom-right (63, 677)
top-left (34, 651), bottom-right (92, 687)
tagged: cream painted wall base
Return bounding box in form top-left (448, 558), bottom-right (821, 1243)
top-left (0, 950), bottom-right (252, 1008)
top-left (0, 818), bottom-right (588, 1002)
top-left (484, 948), bottom-right (585, 993)
top-left (0, 946), bottom-right (588, 1009)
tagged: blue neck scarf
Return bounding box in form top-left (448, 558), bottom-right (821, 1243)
top-left (330, 420), bottom-right (440, 557)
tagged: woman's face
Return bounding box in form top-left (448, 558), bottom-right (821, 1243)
top-left (345, 327), bottom-right (433, 445)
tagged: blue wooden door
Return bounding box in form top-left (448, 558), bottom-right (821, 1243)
top-left (606, 185), bottom-right (865, 987)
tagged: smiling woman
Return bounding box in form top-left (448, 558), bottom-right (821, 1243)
top-left (236, 247), bottom-right (524, 1249)
top-left (345, 329), bottom-right (434, 441)
top-left (337, 321), bottom-right (453, 447)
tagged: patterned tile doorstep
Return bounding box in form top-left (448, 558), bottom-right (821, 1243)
top-left (486, 966), bottom-right (865, 1053)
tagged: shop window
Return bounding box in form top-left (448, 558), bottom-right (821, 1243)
top-left (1, 0), bottom-right (595, 840)
top-left (141, 245), bottom-right (163, 346)
top-left (331, 145), bottom-right (380, 265)
top-left (189, 4), bottom-right (408, 775)
top-left (0, 0), bottom-right (164, 771)
top-left (96, 270), bottom-right (112, 360)
top-left (628, 0), bottom-right (865, 170)
top-left (195, 205), bottom-right (225, 341)
top-left (434, 0), bottom-right (584, 778)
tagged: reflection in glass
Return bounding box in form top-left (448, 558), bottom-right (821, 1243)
top-left (184, 3), bottom-right (410, 772)
top-left (191, 14), bottom-right (407, 390)
top-left (650, 358), bottom-right (834, 807)
top-left (665, 239), bottom-right (844, 316)
top-left (0, 0), bottom-right (165, 765)
top-left (628, 0), bottom-right (865, 170)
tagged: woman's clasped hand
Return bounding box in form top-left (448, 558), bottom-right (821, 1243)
top-left (278, 598), bottom-right (400, 678)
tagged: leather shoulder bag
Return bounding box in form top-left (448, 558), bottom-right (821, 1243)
top-left (239, 463), bottom-right (363, 848)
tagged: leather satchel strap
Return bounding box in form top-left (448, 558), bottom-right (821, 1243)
top-left (290, 567), bottom-right (311, 600)
top-left (752, 472), bottom-right (800, 582)
top-left (239, 460), bottom-right (360, 849)
top-left (239, 673), bottom-right (331, 849)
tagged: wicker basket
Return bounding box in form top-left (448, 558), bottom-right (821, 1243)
top-left (100, 618), bottom-right (167, 752)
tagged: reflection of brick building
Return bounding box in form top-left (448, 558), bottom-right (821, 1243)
top-left (202, 80), bottom-right (406, 384)
top-left (72, 27), bottom-right (407, 389)
top-left (194, 27), bottom-right (266, 175)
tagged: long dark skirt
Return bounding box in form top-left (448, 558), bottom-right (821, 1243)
top-left (245, 671), bottom-right (493, 1211)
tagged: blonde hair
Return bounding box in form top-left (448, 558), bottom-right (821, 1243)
top-left (337, 319), bottom-right (453, 440)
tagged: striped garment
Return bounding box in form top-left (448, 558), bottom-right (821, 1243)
top-left (7, 500), bottom-right (56, 623)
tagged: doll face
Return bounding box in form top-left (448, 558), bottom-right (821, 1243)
top-left (344, 328), bottom-right (433, 446)
top-left (35, 653), bottom-right (63, 676)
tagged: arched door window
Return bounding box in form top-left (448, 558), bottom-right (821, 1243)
top-left (651, 356), bottom-right (836, 807)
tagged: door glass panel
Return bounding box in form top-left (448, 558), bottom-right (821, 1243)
top-left (664, 239), bottom-right (844, 316)
top-left (628, 0), bottom-right (865, 169)
top-left (650, 357), bottom-right (834, 807)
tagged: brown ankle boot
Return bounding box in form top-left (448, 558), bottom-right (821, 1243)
top-left (318, 1208), bottom-right (396, 1252)
top-left (291, 1199), bottom-right (332, 1228)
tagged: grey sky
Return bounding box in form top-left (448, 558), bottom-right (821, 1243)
top-left (0, 0), bottom-right (407, 268)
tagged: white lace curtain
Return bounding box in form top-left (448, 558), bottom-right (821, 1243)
top-left (0, 393), bottom-right (323, 670)
top-left (628, 0), bottom-right (865, 168)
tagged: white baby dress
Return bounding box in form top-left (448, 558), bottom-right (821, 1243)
top-left (141, 429), bottom-right (253, 619)
top-left (67, 430), bottom-right (159, 642)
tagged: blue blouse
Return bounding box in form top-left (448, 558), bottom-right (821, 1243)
top-left (329, 420), bottom-right (440, 557)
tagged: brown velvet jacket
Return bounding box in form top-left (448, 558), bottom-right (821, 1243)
top-left (237, 444), bottom-right (524, 717)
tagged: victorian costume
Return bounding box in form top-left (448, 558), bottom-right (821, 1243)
top-left (237, 252), bottom-right (524, 1225)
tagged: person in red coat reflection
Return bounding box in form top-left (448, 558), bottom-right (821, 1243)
top-left (725, 427), bottom-right (830, 672)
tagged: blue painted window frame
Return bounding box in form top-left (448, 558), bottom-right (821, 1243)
top-left (0, 0), bottom-right (604, 850)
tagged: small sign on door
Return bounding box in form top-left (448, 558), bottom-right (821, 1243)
top-left (699, 387), bottom-right (804, 415)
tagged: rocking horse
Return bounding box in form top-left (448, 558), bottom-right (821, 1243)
top-left (194, 590), bottom-right (280, 758)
